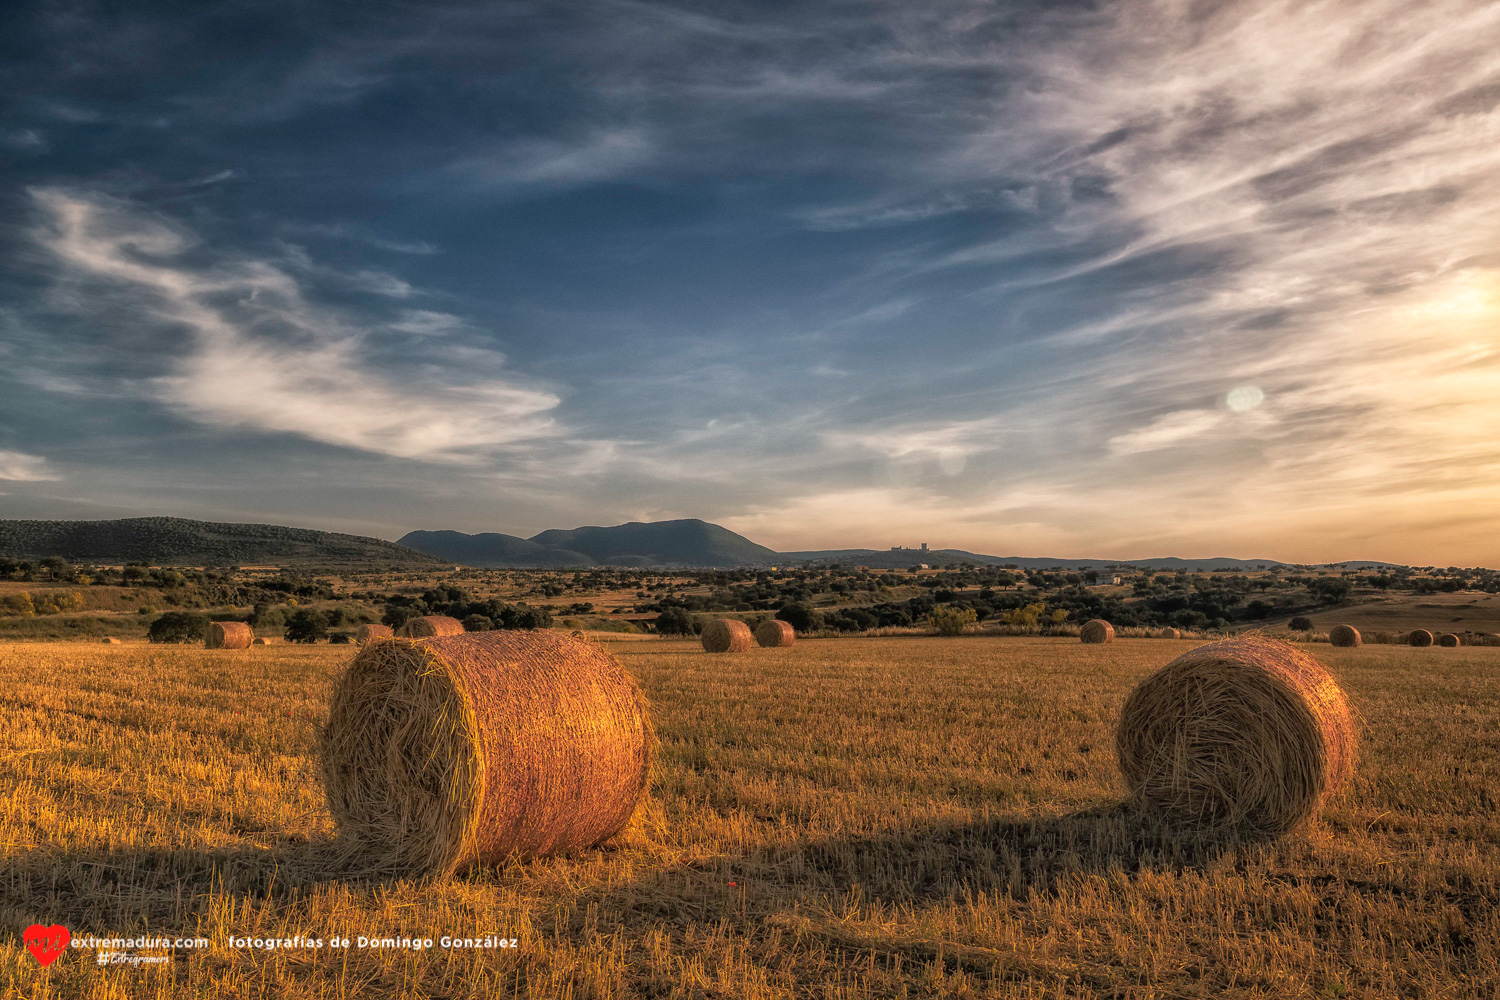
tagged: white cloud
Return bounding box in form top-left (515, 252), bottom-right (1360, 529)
top-left (31, 189), bottom-right (560, 463)
top-left (453, 128), bottom-right (654, 187)
top-left (0, 450), bottom-right (60, 482)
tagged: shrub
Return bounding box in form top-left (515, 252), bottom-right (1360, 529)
top-left (776, 603), bottom-right (824, 633)
top-left (1, 592), bottom-right (36, 618)
top-left (284, 609), bottom-right (329, 644)
top-left (462, 614), bottom-right (495, 632)
top-left (148, 612), bottom-right (210, 644)
top-left (654, 607), bottom-right (695, 635)
top-left (1288, 616), bottom-right (1314, 631)
top-left (930, 607), bottom-right (978, 636)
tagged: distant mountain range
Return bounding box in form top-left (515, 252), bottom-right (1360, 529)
top-left (0, 517), bottom-right (442, 568)
top-left (0, 515), bottom-right (1401, 571)
top-left (398, 519), bottom-right (780, 568)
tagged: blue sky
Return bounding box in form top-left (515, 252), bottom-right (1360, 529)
top-left (4, 0), bottom-right (1500, 563)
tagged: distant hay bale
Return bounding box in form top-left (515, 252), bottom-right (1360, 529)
top-left (1080, 619), bottom-right (1115, 644)
top-left (1439, 633), bottom-right (1461, 647)
top-left (252, 637), bottom-right (271, 645)
top-left (101, 637), bottom-right (121, 645)
top-left (754, 620), bottom-right (796, 648)
top-left (1116, 635), bottom-right (1357, 834)
top-left (1409, 629), bottom-right (1434, 648)
top-left (205, 621), bottom-right (254, 649)
top-left (1159, 628), bottom-right (1181, 640)
top-left (701, 619), bottom-right (754, 653)
top-left (356, 623), bottom-right (395, 645)
top-left (396, 615), bottom-right (464, 639)
top-left (1329, 624), bottom-right (1361, 648)
top-left (320, 631), bottom-right (654, 878)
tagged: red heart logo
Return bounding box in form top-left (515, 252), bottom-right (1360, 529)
top-left (24, 924), bottom-right (70, 967)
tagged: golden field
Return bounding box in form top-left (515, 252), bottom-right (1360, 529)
top-left (2, 635), bottom-right (1498, 998)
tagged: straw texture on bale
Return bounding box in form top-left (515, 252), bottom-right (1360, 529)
top-left (754, 619), bottom-right (796, 648)
top-left (205, 621), bottom-right (254, 649)
top-left (1080, 619), bottom-right (1115, 644)
top-left (1409, 629), bottom-right (1434, 648)
top-left (320, 631), bottom-right (654, 878)
top-left (1439, 633), bottom-right (1461, 647)
top-left (252, 637), bottom-right (271, 645)
top-left (1159, 628), bottom-right (1181, 640)
top-left (701, 619), bottom-right (754, 653)
top-left (355, 623), bottom-right (395, 644)
top-left (101, 637), bottom-right (121, 644)
top-left (1116, 635), bottom-right (1357, 834)
top-left (396, 615), bottom-right (465, 639)
top-left (1329, 624), bottom-right (1362, 648)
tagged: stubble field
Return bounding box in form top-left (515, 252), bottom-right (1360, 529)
top-left (2, 635), bottom-right (1498, 998)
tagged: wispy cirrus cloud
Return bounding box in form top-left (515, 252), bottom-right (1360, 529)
top-left (29, 189), bottom-right (560, 463)
top-left (0, 451), bottom-right (60, 482)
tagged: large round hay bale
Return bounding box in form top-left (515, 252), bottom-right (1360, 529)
top-left (1328, 624), bottom-right (1361, 648)
top-left (320, 631), bottom-right (654, 878)
top-left (1159, 627), bottom-right (1181, 640)
top-left (1080, 619), bottom-right (1115, 644)
top-left (355, 623), bottom-right (395, 645)
top-left (754, 619), bottom-right (796, 648)
top-left (701, 619), bottom-right (753, 653)
top-left (1409, 629), bottom-right (1434, 647)
top-left (1116, 635), bottom-right (1356, 834)
top-left (205, 621), bottom-right (254, 649)
top-left (1439, 633), bottom-right (1461, 647)
top-left (101, 637), bottom-right (121, 645)
top-left (396, 615), bottom-right (464, 639)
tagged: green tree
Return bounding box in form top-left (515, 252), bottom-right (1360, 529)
top-left (930, 607), bottom-right (978, 636)
top-left (284, 609), bottom-right (329, 643)
top-left (462, 614), bottom-right (494, 632)
top-left (654, 607), bottom-right (694, 635)
top-left (148, 612), bottom-right (209, 644)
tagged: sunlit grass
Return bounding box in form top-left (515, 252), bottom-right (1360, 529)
top-left (2, 636), bottom-right (1498, 997)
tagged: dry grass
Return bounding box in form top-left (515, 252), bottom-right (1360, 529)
top-left (1329, 624), bottom-right (1361, 648)
top-left (394, 616), bottom-right (464, 639)
top-left (1115, 635), bottom-right (1356, 835)
top-left (700, 619), bottom-right (753, 653)
top-left (320, 632), bottom-right (653, 878)
top-left (205, 622), bottom-right (253, 650)
top-left (353, 624), bottom-right (393, 644)
top-left (753, 620), bottom-right (795, 648)
top-left (3, 636), bottom-right (1500, 998)
top-left (1079, 619), bottom-right (1114, 644)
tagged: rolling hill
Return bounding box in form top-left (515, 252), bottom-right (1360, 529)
top-left (0, 517), bottom-right (443, 568)
top-left (399, 518), bottom-right (780, 568)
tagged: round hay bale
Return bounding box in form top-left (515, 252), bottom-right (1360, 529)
top-left (1439, 632), bottom-right (1461, 647)
top-left (396, 615), bottom-right (465, 639)
top-left (754, 619), bottom-right (796, 648)
top-left (1159, 628), bottom-right (1181, 640)
top-left (205, 621), bottom-right (254, 649)
top-left (1408, 629), bottom-right (1434, 648)
top-left (101, 637), bottom-right (121, 645)
top-left (252, 637), bottom-right (271, 645)
top-left (1080, 619), bottom-right (1115, 644)
top-left (320, 631), bottom-right (654, 878)
top-left (1328, 624), bottom-right (1361, 648)
top-left (1116, 635), bottom-right (1357, 834)
top-left (701, 619), bottom-right (753, 653)
top-left (355, 623), bottom-right (395, 645)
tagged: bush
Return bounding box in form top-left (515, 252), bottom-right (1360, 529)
top-left (776, 603), bottom-right (824, 633)
top-left (1, 592), bottom-right (36, 618)
top-left (654, 607), bottom-right (695, 635)
top-left (148, 611), bottom-right (210, 644)
top-left (930, 607), bottom-right (978, 636)
top-left (1288, 616), bottom-right (1314, 631)
top-left (284, 609), bottom-right (329, 644)
top-left (462, 614), bottom-right (494, 632)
